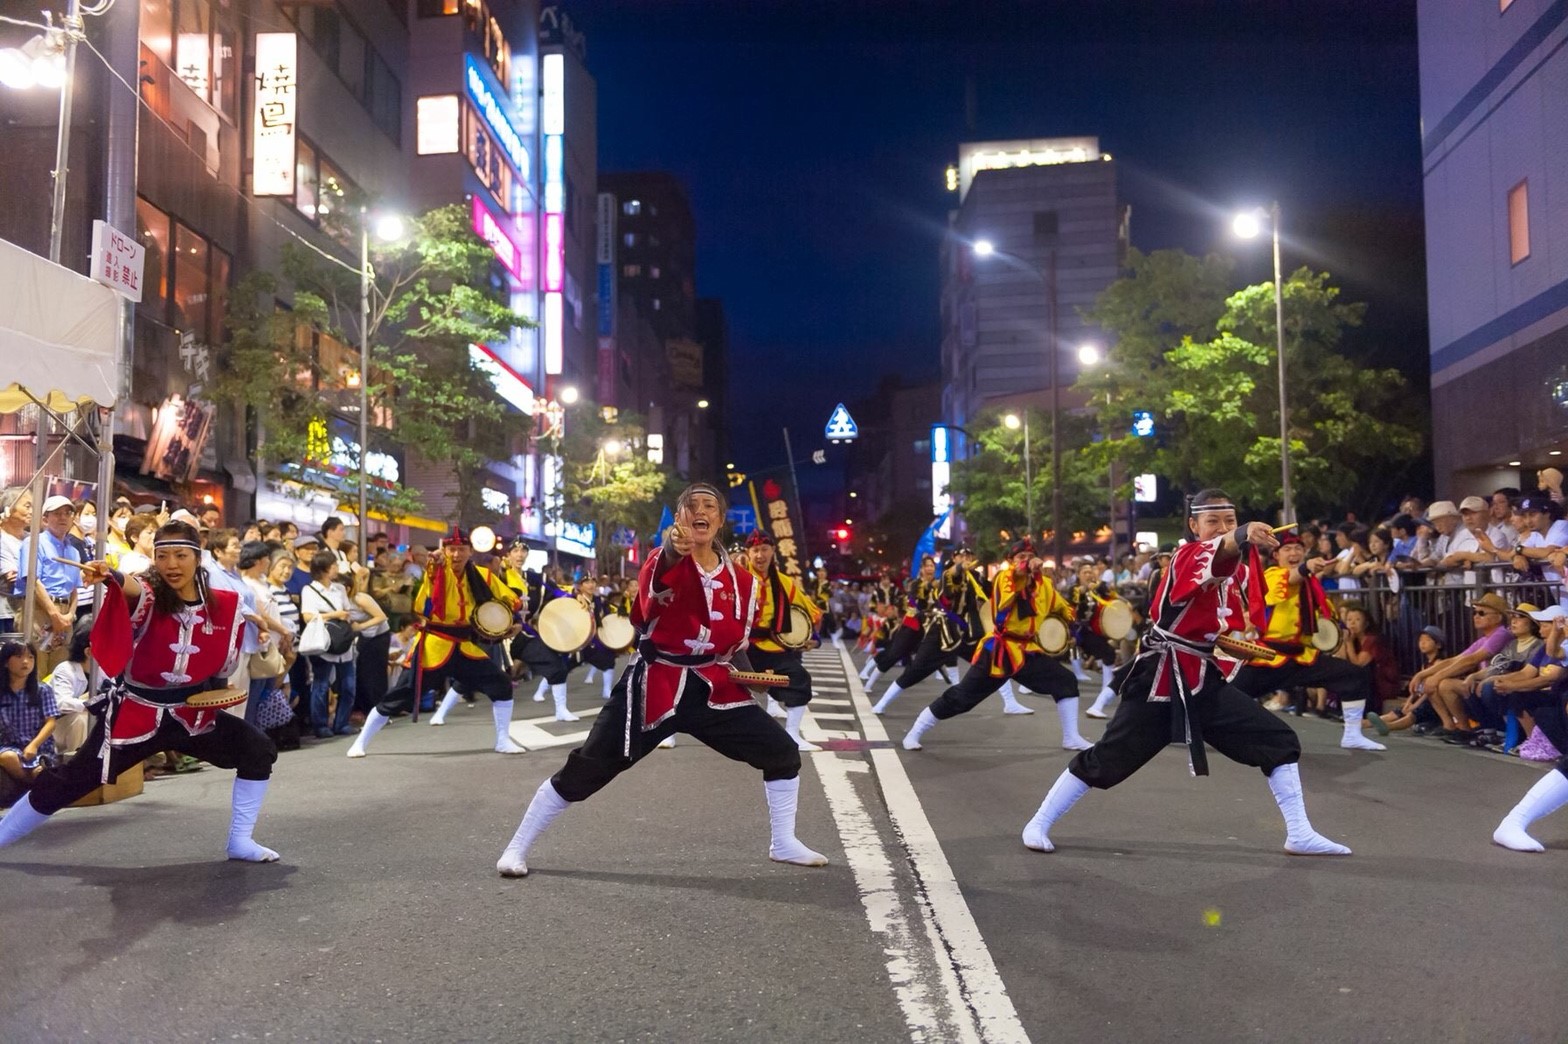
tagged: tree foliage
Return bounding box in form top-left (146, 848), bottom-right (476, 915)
top-left (548, 408), bottom-right (677, 574)
top-left (944, 407), bottom-right (1110, 562)
top-left (215, 204), bottom-right (526, 523)
top-left (1077, 248), bottom-right (1425, 518)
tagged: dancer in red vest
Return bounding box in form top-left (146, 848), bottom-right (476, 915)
top-left (0, 521), bottom-right (280, 862)
top-left (495, 483), bottom-right (827, 877)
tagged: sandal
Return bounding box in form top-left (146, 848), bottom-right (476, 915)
top-left (172, 755), bottom-right (205, 774)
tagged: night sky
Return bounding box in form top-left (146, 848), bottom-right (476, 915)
top-left (569, 0), bottom-right (1425, 474)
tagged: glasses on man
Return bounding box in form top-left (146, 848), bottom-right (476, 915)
top-left (1472, 609), bottom-right (1499, 617)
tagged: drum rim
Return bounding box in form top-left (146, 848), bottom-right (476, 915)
top-left (473, 600), bottom-right (513, 639)
top-left (597, 613), bottom-right (637, 650)
top-left (1099, 599), bottom-right (1134, 640)
top-left (1038, 615), bottom-right (1070, 654)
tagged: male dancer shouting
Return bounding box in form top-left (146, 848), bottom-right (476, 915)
top-left (1019, 490), bottom-right (1351, 856)
top-left (901, 539), bottom-right (1092, 751)
top-left (494, 483), bottom-right (827, 877)
top-left (348, 528), bottom-right (524, 757)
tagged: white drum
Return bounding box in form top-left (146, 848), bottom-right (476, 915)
top-left (1311, 617), bottom-right (1343, 653)
top-left (1097, 599), bottom-right (1135, 641)
top-left (775, 604), bottom-right (814, 649)
top-left (537, 597), bottom-right (594, 653)
top-left (473, 600), bottom-right (514, 642)
top-left (1037, 616), bottom-right (1070, 656)
top-left (596, 612), bottom-right (637, 652)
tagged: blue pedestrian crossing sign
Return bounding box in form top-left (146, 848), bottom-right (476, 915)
top-left (825, 403), bottom-right (859, 442)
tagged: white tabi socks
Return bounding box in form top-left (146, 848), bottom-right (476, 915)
top-left (429, 687), bottom-right (462, 726)
top-left (1267, 762), bottom-right (1351, 855)
top-left (1070, 656), bottom-right (1091, 682)
top-left (764, 777), bottom-right (828, 866)
top-left (1493, 768), bottom-right (1568, 852)
top-left (1339, 700), bottom-right (1386, 750)
top-left (784, 705), bottom-right (821, 752)
top-left (551, 684), bottom-right (579, 723)
top-left (858, 657), bottom-right (875, 681)
top-left (1056, 696), bottom-right (1093, 750)
top-left (999, 680), bottom-right (1034, 715)
top-left (346, 708), bottom-right (390, 757)
top-left (1022, 770), bottom-right (1090, 852)
top-left (766, 696), bottom-right (787, 719)
top-left (601, 667), bottom-right (615, 702)
top-left (902, 707), bottom-right (939, 750)
top-left (871, 681), bottom-right (904, 715)
top-left (532, 677), bottom-right (549, 702)
top-left (226, 778), bottom-right (280, 862)
top-left (496, 779), bottom-right (571, 877)
top-left (1086, 674), bottom-right (1117, 719)
top-left (584, 666), bottom-right (599, 685)
top-left (0, 793), bottom-right (49, 849)
top-left (493, 700), bottom-right (526, 753)
top-left (862, 666), bottom-right (882, 693)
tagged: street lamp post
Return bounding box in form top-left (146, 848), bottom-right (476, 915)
top-left (357, 210), bottom-right (404, 564)
top-left (1002, 412), bottom-right (1033, 540)
top-left (1232, 202), bottom-right (1293, 524)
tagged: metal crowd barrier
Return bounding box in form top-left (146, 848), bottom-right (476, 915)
top-left (1325, 570), bottom-right (1561, 676)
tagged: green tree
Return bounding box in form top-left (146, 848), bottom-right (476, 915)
top-left (1077, 249), bottom-right (1424, 518)
top-left (945, 407), bottom-right (1109, 562)
top-left (216, 204), bottom-right (525, 523)
top-left (548, 408), bottom-right (677, 574)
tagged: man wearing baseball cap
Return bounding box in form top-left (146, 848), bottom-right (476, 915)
top-left (14, 495), bottom-right (80, 672)
top-left (1512, 495), bottom-right (1568, 607)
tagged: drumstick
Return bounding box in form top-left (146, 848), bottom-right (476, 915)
top-left (50, 556), bottom-right (86, 568)
top-left (1270, 523), bottom-right (1298, 533)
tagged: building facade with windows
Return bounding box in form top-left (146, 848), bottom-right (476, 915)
top-left (938, 138), bottom-right (1125, 441)
top-left (1418, 0), bottom-right (1568, 494)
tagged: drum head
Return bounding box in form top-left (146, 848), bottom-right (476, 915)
top-left (1100, 600), bottom-right (1134, 641)
top-left (1312, 617), bottom-right (1342, 652)
top-left (1038, 617), bottom-right (1070, 655)
top-left (777, 604), bottom-right (814, 649)
top-left (474, 600), bottom-right (513, 640)
top-left (538, 597), bottom-right (594, 653)
top-left (597, 613), bottom-right (637, 652)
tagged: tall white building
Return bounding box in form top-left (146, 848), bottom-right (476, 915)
top-left (1419, 0), bottom-right (1568, 493)
top-left (938, 138), bottom-right (1127, 436)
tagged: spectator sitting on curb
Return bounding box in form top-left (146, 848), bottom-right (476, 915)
top-left (1454, 604), bottom-right (1544, 749)
top-left (1380, 625), bottom-right (1449, 733)
top-left (0, 642), bottom-right (58, 788)
top-left (1422, 593), bottom-right (1514, 739)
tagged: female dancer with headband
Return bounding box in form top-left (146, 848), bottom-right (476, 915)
top-left (494, 482), bottom-right (827, 877)
top-left (0, 521), bottom-right (280, 862)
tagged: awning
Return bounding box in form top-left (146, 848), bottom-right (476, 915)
top-left (347, 504), bottom-right (450, 536)
top-left (0, 236), bottom-right (120, 413)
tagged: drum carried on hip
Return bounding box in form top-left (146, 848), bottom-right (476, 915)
top-left (1310, 617), bottom-right (1343, 653)
top-left (1037, 616), bottom-right (1071, 656)
top-left (596, 612), bottom-right (637, 652)
top-left (774, 604), bottom-right (815, 650)
top-left (537, 597), bottom-right (594, 653)
top-left (472, 600), bottom-right (515, 642)
top-left (1090, 597), bottom-right (1135, 641)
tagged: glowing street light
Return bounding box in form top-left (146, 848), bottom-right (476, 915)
top-left (602, 438), bottom-right (624, 456)
top-left (1231, 201), bottom-right (1293, 523)
top-left (1077, 343), bottom-right (1102, 367)
top-left (558, 385), bottom-right (580, 405)
top-left (972, 238), bottom-right (996, 257)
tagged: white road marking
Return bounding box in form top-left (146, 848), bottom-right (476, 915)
top-left (810, 711), bottom-right (858, 722)
top-left (830, 643), bottom-right (1029, 1044)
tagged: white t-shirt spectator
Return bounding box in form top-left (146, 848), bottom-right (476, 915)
top-left (1435, 527), bottom-right (1480, 585)
top-left (1524, 520), bottom-right (1568, 605)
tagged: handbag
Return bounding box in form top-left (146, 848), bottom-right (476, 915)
top-left (254, 685), bottom-right (295, 731)
top-left (298, 617), bottom-right (331, 657)
top-left (250, 643), bottom-right (286, 678)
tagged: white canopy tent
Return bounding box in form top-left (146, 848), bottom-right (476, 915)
top-left (0, 235), bottom-right (123, 638)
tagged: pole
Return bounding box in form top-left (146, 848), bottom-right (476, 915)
top-left (1021, 413), bottom-right (1033, 540)
top-left (47, 0), bottom-right (82, 265)
top-left (358, 217), bottom-right (370, 566)
top-left (781, 426), bottom-right (809, 567)
top-left (1048, 250), bottom-right (1063, 568)
top-left (1271, 202), bottom-right (1293, 525)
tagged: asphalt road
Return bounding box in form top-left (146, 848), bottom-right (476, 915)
top-left (4, 648), bottom-right (1567, 1043)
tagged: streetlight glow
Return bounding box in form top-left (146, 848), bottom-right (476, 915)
top-left (973, 239), bottom-right (996, 257)
top-left (1077, 343), bottom-right (1102, 367)
top-left (558, 385), bottom-right (579, 405)
top-left (603, 438), bottom-right (623, 456)
top-left (696, 398), bottom-right (710, 409)
top-left (1232, 211), bottom-right (1264, 239)
top-left (374, 214), bottom-right (406, 242)
top-left (1002, 413), bottom-right (1021, 430)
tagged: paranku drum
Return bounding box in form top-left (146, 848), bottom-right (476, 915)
top-left (473, 600), bottom-right (514, 642)
top-left (1310, 617), bottom-right (1343, 653)
top-left (1214, 631), bottom-right (1276, 661)
top-left (537, 597), bottom-right (594, 653)
top-left (1037, 616), bottom-right (1071, 656)
top-left (183, 687), bottom-right (249, 710)
top-left (1092, 598), bottom-right (1135, 641)
top-left (775, 604), bottom-right (814, 650)
top-left (596, 612), bottom-right (637, 652)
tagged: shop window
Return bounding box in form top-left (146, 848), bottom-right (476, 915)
top-left (1509, 180), bottom-right (1530, 264)
top-left (417, 0), bottom-right (460, 14)
top-left (135, 196), bottom-right (171, 323)
top-left (295, 140), bottom-right (319, 217)
top-left (317, 157), bottom-right (349, 222)
top-left (211, 247), bottom-right (231, 342)
top-left (172, 222), bottom-right (211, 341)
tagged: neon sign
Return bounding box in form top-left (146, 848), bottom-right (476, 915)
top-left (471, 195), bottom-right (524, 281)
top-left (463, 54), bottom-right (526, 173)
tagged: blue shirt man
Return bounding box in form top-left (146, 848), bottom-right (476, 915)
top-left (15, 496), bottom-right (81, 604)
